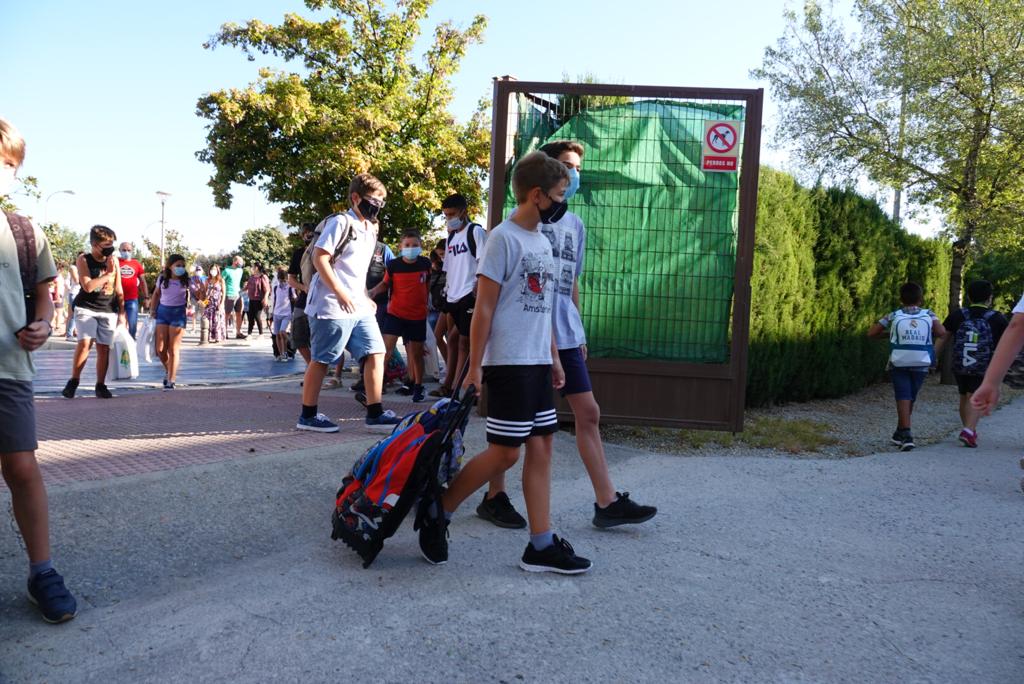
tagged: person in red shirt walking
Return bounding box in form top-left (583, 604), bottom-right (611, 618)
top-left (118, 241), bottom-right (148, 339)
top-left (370, 230), bottom-right (432, 402)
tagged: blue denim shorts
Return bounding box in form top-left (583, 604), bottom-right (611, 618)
top-left (155, 304), bottom-right (187, 328)
top-left (310, 315), bottom-right (385, 364)
top-left (891, 368), bottom-right (927, 402)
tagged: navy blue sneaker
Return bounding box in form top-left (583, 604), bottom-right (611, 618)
top-left (412, 385), bottom-right (426, 403)
top-left (365, 409), bottom-right (401, 429)
top-left (296, 413), bottom-right (339, 433)
top-left (27, 569), bottom-right (78, 624)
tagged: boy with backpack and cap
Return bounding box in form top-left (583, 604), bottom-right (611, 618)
top-left (296, 173), bottom-right (402, 433)
top-left (417, 151), bottom-right (592, 574)
top-left (1, 117), bottom-right (78, 622)
top-left (868, 282), bottom-right (947, 450)
top-left (934, 280), bottom-right (1008, 448)
top-left (478, 140), bottom-right (658, 530)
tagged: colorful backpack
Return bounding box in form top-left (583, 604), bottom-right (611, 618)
top-left (331, 390), bottom-right (475, 568)
top-left (384, 347), bottom-right (407, 384)
top-left (952, 308), bottom-right (997, 376)
top-left (889, 308), bottom-right (935, 368)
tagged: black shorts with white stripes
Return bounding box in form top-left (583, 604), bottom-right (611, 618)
top-left (483, 365), bottom-right (558, 447)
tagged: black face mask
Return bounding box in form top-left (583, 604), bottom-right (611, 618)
top-left (358, 198), bottom-right (382, 223)
top-left (539, 196), bottom-right (568, 224)
top-left (100, 246), bottom-right (116, 257)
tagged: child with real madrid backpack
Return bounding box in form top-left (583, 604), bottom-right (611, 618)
top-left (868, 282), bottom-right (947, 451)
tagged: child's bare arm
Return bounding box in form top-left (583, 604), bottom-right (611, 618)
top-left (465, 276), bottom-right (499, 389)
top-left (867, 322), bottom-right (887, 339)
top-left (971, 315), bottom-right (1024, 415)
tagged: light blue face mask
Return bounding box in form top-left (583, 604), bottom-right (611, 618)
top-left (401, 247), bottom-right (422, 259)
top-left (172, 266), bottom-right (186, 276)
top-left (564, 166), bottom-right (580, 201)
top-left (445, 216), bottom-right (463, 231)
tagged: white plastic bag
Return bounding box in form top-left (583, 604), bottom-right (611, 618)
top-left (107, 326), bottom-right (140, 381)
top-left (136, 318), bottom-right (156, 364)
top-left (424, 318), bottom-right (442, 380)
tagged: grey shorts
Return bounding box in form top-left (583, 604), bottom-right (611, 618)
top-left (0, 379), bottom-right (38, 453)
top-left (75, 307), bottom-right (117, 345)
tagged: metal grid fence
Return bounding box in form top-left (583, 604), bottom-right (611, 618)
top-left (487, 79), bottom-right (762, 430)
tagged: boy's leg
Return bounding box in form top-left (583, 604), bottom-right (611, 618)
top-left (567, 391), bottom-right (616, 507)
top-left (962, 393), bottom-right (980, 431)
top-left (896, 400), bottom-right (913, 429)
top-left (433, 314), bottom-right (448, 362)
top-left (1, 452), bottom-right (51, 564)
top-left (382, 333), bottom-right (399, 361)
top-left (441, 444), bottom-right (522, 514)
top-left (521, 434), bottom-right (553, 535)
top-left (95, 343), bottom-right (110, 384)
top-left (301, 361), bottom-right (329, 406)
top-left (407, 341), bottom-right (424, 385)
top-left (70, 338), bottom-right (92, 379)
top-left (362, 353), bottom-right (386, 405)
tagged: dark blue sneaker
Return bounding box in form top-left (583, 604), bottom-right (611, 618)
top-left (27, 569), bottom-right (77, 624)
top-left (412, 385), bottom-right (425, 403)
top-left (296, 413), bottom-right (339, 433)
top-left (365, 409), bottom-right (401, 429)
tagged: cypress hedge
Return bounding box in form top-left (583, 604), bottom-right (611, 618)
top-left (746, 168), bottom-right (951, 406)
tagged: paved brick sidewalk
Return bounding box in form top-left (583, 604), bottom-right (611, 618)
top-left (28, 386), bottom-right (424, 485)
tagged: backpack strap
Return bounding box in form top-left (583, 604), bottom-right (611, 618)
top-left (329, 217), bottom-right (356, 265)
top-left (466, 223), bottom-right (479, 258)
top-left (5, 211), bottom-right (37, 294)
top-left (981, 309), bottom-right (996, 321)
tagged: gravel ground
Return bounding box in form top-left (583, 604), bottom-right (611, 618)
top-left (602, 374), bottom-right (1024, 459)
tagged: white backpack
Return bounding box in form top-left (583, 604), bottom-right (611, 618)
top-left (889, 308), bottom-right (935, 368)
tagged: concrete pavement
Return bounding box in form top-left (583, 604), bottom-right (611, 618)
top-left (1, 391), bottom-right (1022, 682)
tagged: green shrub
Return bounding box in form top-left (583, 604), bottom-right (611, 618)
top-left (746, 169), bottom-right (951, 406)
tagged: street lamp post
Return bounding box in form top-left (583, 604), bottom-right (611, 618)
top-left (44, 190), bottom-right (75, 225)
top-left (156, 191), bottom-right (171, 265)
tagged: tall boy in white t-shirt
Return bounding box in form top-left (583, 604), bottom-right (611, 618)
top-left (417, 152), bottom-right (592, 574)
top-left (296, 173), bottom-right (402, 432)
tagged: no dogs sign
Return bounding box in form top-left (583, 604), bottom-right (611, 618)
top-left (702, 120), bottom-right (741, 173)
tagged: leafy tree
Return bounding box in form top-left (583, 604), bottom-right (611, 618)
top-left (964, 245), bottom-right (1024, 313)
top-left (196, 0), bottom-right (490, 241)
top-left (236, 225), bottom-right (291, 271)
top-left (41, 223), bottom-right (88, 266)
top-left (752, 0), bottom-right (1024, 325)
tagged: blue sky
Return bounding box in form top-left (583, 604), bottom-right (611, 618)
top-left (6, 0), bottom-right (909, 254)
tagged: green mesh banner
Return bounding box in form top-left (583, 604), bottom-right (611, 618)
top-left (504, 97), bottom-right (744, 363)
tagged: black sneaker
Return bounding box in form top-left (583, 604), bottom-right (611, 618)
top-left (476, 492), bottom-right (527, 529)
top-left (354, 391), bottom-right (367, 408)
top-left (95, 384), bottom-right (113, 399)
top-left (592, 492), bottom-right (657, 528)
top-left (395, 384), bottom-right (413, 396)
top-left (61, 378), bottom-right (79, 399)
top-left (900, 432), bottom-right (915, 451)
top-left (891, 429), bottom-right (913, 449)
top-left (416, 506), bottom-right (449, 565)
top-left (519, 535), bottom-right (592, 575)
top-left (351, 379), bottom-right (365, 392)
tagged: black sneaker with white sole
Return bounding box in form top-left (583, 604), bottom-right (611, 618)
top-left (416, 510), bottom-right (449, 565)
top-left (592, 492), bottom-right (657, 528)
top-left (476, 491), bottom-right (527, 529)
top-left (519, 536), bottom-right (592, 574)
top-left (891, 428), bottom-right (915, 450)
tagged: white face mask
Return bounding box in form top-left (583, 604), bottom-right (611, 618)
top-left (445, 216), bottom-right (463, 231)
top-left (0, 166), bottom-right (16, 196)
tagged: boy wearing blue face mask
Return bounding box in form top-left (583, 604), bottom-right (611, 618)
top-left (432, 194), bottom-right (487, 399)
top-left (370, 229), bottom-right (432, 402)
top-left (480, 140), bottom-right (657, 530)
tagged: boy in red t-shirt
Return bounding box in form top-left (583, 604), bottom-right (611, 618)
top-left (117, 241), bottom-right (148, 339)
top-left (370, 230), bottom-right (431, 402)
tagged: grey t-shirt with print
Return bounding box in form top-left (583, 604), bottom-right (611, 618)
top-left (539, 211), bottom-right (587, 350)
top-left (476, 219), bottom-right (557, 367)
